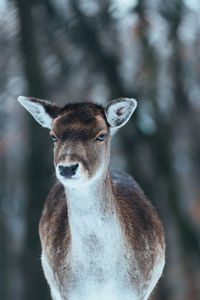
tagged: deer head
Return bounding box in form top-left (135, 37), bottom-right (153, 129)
top-left (18, 97), bottom-right (137, 186)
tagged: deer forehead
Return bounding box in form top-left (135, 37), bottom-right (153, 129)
top-left (52, 111), bottom-right (108, 140)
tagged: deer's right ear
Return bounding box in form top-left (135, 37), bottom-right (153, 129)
top-left (17, 96), bottom-right (60, 129)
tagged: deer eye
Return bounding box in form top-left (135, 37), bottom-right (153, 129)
top-left (50, 135), bottom-right (57, 143)
top-left (96, 134), bottom-right (105, 141)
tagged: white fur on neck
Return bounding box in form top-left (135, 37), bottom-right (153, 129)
top-left (65, 177), bottom-right (117, 251)
top-left (62, 178), bottom-right (138, 300)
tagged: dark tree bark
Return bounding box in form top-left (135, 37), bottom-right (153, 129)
top-left (15, 0), bottom-right (51, 299)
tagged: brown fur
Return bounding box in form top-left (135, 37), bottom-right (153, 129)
top-left (112, 172), bottom-right (165, 284)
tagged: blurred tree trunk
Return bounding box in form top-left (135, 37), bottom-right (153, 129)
top-left (0, 169), bottom-right (6, 299)
top-left (15, 0), bottom-right (51, 299)
top-left (43, 0), bottom-right (137, 99)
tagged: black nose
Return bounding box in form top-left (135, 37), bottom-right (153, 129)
top-left (59, 164), bottom-right (79, 177)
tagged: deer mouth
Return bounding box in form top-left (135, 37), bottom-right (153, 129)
top-left (63, 176), bottom-right (79, 180)
top-left (55, 163), bottom-right (92, 186)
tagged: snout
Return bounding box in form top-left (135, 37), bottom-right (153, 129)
top-left (58, 163), bottom-right (79, 178)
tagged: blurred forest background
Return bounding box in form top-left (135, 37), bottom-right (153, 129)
top-left (0, 0), bottom-right (200, 299)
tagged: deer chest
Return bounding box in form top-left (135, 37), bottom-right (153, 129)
top-left (42, 217), bottom-right (139, 300)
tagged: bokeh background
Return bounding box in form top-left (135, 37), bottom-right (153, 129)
top-left (0, 0), bottom-right (200, 299)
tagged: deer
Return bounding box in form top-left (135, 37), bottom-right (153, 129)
top-left (18, 96), bottom-right (165, 300)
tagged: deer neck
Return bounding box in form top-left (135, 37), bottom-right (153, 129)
top-left (64, 170), bottom-right (121, 257)
top-left (66, 170), bottom-right (114, 209)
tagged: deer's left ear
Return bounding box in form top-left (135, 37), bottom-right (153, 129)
top-left (105, 98), bottom-right (137, 134)
top-left (18, 96), bottom-right (60, 129)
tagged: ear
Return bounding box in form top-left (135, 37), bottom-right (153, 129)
top-left (17, 96), bottom-right (60, 129)
top-left (105, 98), bottom-right (137, 134)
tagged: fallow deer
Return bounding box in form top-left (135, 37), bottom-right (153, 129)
top-left (18, 96), bottom-right (165, 300)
